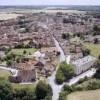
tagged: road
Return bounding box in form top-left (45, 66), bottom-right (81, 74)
top-left (0, 66), bottom-right (18, 77)
top-left (48, 37), bottom-right (96, 100)
top-left (0, 37), bottom-right (96, 100)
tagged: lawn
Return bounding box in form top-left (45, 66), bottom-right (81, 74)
top-left (10, 48), bottom-right (37, 55)
top-left (83, 43), bottom-right (100, 57)
top-left (67, 89), bottom-right (100, 100)
top-left (12, 83), bottom-right (35, 90)
top-left (0, 69), bottom-right (11, 80)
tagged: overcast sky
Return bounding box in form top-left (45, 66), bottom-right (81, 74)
top-left (0, 0), bottom-right (100, 6)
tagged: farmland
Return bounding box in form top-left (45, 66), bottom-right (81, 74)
top-left (67, 89), bottom-right (100, 100)
top-left (0, 13), bottom-right (21, 20)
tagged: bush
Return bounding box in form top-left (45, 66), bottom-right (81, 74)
top-left (23, 50), bottom-right (27, 55)
top-left (62, 33), bottom-right (70, 39)
top-left (59, 79), bottom-right (100, 100)
top-left (56, 70), bottom-right (65, 84)
top-left (0, 78), bottom-right (36, 100)
top-left (9, 76), bottom-right (22, 83)
top-left (93, 25), bottom-right (100, 31)
top-left (56, 62), bottom-right (75, 84)
top-left (0, 78), bottom-right (13, 100)
top-left (94, 68), bottom-right (100, 79)
top-left (82, 49), bottom-right (91, 56)
top-left (14, 88), bottom-right (36, 100)
top-left (35, 81), bottom-right (52, 100)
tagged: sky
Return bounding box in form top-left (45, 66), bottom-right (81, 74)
top-left (0, 0), bottom-right (100, 6)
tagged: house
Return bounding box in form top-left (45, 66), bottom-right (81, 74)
top-left (9, 60), bottom-right (37, 83)
top-left (72, 55), bottom-right (97, 75)
top-left (17, 70), bottom-right (36, 82)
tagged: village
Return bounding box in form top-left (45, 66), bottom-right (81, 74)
top-left (0, 9), bottom-right (100, 100)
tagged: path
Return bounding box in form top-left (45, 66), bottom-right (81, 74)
top-left (0, 65), bottom-right (18, 77)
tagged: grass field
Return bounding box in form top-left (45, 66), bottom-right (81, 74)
top-left (12, 83), bottom-right (35, 90)
top-left (10, 48), bottom-right (37, 55)
top-left (67, 89), bottom-right (100, 100)
top-left (83, 43), bottom-right (100, 57)
top-left (0, 69), bottom-right (11, 80)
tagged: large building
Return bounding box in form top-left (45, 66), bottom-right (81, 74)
top-left (72, 55), bottom-right (97, 75)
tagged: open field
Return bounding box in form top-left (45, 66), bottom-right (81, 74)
top-left (83, 43), bottom-right (100, 57)
top-left (0, 9), bottom-right (86, 14)
top-left (0, 69), bottom-right (11, 80)
top-left (67, 89), bottom-right (100, 100)
top-left (0, 13), bottom-right (22, 20)
top-left (12, 83), bottom-right (35, 90)
top-left (10, 48), bottom-right (37, 55)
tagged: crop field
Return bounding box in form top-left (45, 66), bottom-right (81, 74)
top-left (0, 9), bottom-right (86, 14)
top-left (67, 89), bottom-right (100, 100)
top-left (0, 13), bottom-right (21, 20)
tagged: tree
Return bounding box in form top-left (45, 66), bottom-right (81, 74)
top-left (62, 33), bottom-right (70, 40)
top-left (82, 49), bottom-right (91, 56)
top-left (14, 88), bottom-right (36, 100)
top-left (93, 60), bottom-right (100, 79)
top-left (98, 55), bottom-right (100, 60)
top-left (23, 50), bottom-right (27, 55)
top-left (56, 51), bottom-right (60, 56)
top-left (63, 18), bottom-right (69, 23)
top-left (56, 70), bottom-right (65, 84)
top-left (56, 62), bottom-right (75, 84)
top-left (6, 60), bottom-right (13, 66)
top-left (93, 25), bottom-right (100, 31)
top-left (62, 33), bottom-right (67, 39)
top-left (0, 76), bottom-right (37, 100)
top-left (35, 81), bottom-right (52, 100)
top-left (94, 68), bottom-right (100, 79)
top-left (0, 78), bottom-right (13, 100)
top-left (94, 38), bottom-right (99, 44)
top-left (94, 60), bottom-right (100, 68)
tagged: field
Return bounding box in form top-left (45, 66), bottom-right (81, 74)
top-left (83, 43), bottom-right (100, 57)
top-left (0, 9), bottom-right (85, 14)
top-left (0, 13), bottom-right (21, 20)
top-left (12, 83), bottom-right (35, 90)
top-left (9, 48), bottom-right (37, 55)
top-left (0, 69), bottom-right (11, 80)
top-left (67, 89), bottom-right (100, 100)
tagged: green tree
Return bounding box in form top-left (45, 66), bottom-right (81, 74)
top-left (93, 25), bottom-right (100, 31)
top-left (35, 81), bottom-right (52, 100)
top-left (0, 78), bottom-right (13, 100)
top-left (82, 49), bottom-right (91, 56)
top-left (14, 88), bottom-right (36, 100)
top-left (23, 50), bottom-right (27, 55)
top-left (62, 33), bottom-right (70, 40)
top-left (56, 62), bottom-right (75, 84)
